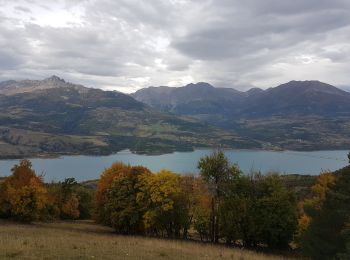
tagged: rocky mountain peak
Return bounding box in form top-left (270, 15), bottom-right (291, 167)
top-left (44, 75), bottom-right (66, 83)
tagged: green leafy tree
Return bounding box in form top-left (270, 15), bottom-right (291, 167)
top-left (252, 174), bottom-right (298, 249)
top-left (218, 173), bottom-right (297, 248)
top-left (197, 150), bottom-right (241, 243)
top-left (75, 186), bottom-right (94, 219)
top-left (219, 174), bottom-right (251, 245)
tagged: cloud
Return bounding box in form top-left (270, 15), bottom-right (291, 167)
top-left (0, 0), bottom-right (350, 92)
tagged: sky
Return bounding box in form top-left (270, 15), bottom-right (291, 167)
top-left (1, 0), bottom-right (350, 93)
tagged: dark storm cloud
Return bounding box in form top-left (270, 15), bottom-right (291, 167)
top-left (173, 1), bottom-right (350, 60)
top-left (0, 0), bottom-right (350, 91)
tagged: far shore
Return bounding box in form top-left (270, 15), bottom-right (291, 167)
top-left (0, 146), bottom-right (349, 161)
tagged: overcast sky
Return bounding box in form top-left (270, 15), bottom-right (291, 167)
top-left (1, 0), bottom-right (350, 93)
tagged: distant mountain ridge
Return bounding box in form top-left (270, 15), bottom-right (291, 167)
top-left (0, 75), bottom-right (89, 96)
top-left (133, 80), bottom-right (350, 117)
top-left (1, 76), bottom-right (349, 155)
top-left (0, 76), bottom-right (253, 159)
top-left (133, 80), bottom-right (350, 150)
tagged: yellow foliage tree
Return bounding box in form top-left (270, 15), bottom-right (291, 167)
top-left (61, 193), bottom-right (80, 219)
top-left (0, 160), bottom-right (48, 222)
top-left (139, 169), bottom-right (190, 238)
top-left (94, 162), bottom-right (151, 225)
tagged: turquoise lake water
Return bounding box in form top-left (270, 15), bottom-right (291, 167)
top-left (0, 149), bottom-right (348, 182)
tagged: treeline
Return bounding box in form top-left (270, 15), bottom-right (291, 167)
top-left (1, 151), bottom-right (350, 258)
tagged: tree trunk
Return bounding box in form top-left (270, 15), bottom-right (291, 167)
top-left (214, 198), bottom-right (220, 243)
top-left (211, 197), bottom-right (215, 243)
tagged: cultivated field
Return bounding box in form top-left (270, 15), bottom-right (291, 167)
top-left (0, 220), bottom-right (290, 259)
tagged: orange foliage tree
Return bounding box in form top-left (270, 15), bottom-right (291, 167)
top-left (0, 160), bottom-right (48, 222)
top-left (94, 162), bottom-right (151, 226)
top-left (47, 178), bottom-right (81, 220)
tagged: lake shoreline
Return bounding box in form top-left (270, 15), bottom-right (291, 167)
top-left (1, 146), bottom-right (349, 161)
top-left (0, 149), bottom-right (348, 182)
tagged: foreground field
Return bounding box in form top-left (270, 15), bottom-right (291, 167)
top-left (0, 220), bottom-right (290, 260)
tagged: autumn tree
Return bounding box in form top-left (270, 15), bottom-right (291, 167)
top-left (94, 162), bottom-right (131, 224)
top-left (180, 175), bottom-right (211, 240)
top-left (198, 150), bottom-right (241, 243)
top-left (298, 171), bottom-right (336, 238)
top-left (0, 160), bottom-right (48, 222)
top-left (139, 170), bottom-right (190, 238)
top-left (302, 166), bottom-right (350, 258)
top-left (104, 166), bottom-right (151, 234)
top-left (94, 162), bottom-right (153, 233)
top-left (48, 178), bottom-right (81, 220)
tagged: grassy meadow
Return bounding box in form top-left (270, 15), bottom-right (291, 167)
top-left (0, 220), bottom-right (290, 260)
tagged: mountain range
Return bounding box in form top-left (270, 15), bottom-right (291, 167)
top-left (133, 81), bottom-right (350, 118)
top-left (0, 76), bottom-right (349, 159)
top-left (0, 76), bottom-right (251, 159)
top-left (133, 81), bottom-right (350, 150)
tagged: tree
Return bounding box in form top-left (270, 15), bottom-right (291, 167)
top-left (0, 160), bottom-right (48, 222)
top-left (94, 162), bottom-right (152, 233)
top-left (251, 174), bottom-right (298, 249)
top-left (296, 171), bottom-right (337, 243)
top-left (139, 170), bottom-right (190, 238)
top-left (48, 178), bottom-right (80, 219)
top-left (197, 150), bottom-right (241, 243)
top-left (104, 166), bottom-right (151, 234)
top-left (75, 185), bottom-right (94, 219)
top-left (46, 178), bottom-right (93, 220)
top-left (302, 166), bottom-right (350, 259)
top-left (218, 172), bottom-right (298, 249)
top-left (180, 175), bottom-right (211, 239)
top-left (94, 162), bottom-right (131, 224)
top-left (218, 173), bottom-right (251, 245)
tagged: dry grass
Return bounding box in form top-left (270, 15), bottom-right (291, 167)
top-left (0, 220), bottom-right (290, 260)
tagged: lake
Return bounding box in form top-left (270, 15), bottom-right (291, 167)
top-left (0, 149), bottom-right (348, 182)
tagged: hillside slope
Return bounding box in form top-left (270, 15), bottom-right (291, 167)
top-left (0, 220), bottom-right (290, 260)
